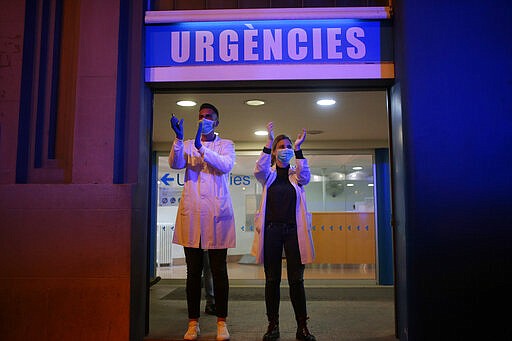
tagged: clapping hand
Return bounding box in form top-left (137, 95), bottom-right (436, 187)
top-left (170, 114), bottom-right (184, 140)
top-left (294, 128), bottom-right (306, 150)
top-left (266, 121), bottom-right (274, 148)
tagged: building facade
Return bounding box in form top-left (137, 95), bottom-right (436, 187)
top-left (1, 0), bottom-right (511, 340)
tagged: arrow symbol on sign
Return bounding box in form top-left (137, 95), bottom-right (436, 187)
top-left (160, 173), bottom-right (174, 186)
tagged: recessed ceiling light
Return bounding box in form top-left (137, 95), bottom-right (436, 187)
top-left (316, 99), bottom-right (336, 106)
top-left (368, 183), bottom-right (374, 187)
top-left (254, 130), bottom-right (268, 136)
top-left (311, 174), bottom-right (324, 182)
top-left (346, 183), bottom-right (355, 187)
top-left (245, 99), bottom-right (265, 106)
top-left (352, 166), bottom-right (363, 170)
top-left (177, 100), bottom-right (197, 107)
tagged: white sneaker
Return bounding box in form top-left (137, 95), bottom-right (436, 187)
top-left (184, 320), bottom-right (200, 340)
top-left (216, 320), bottom-right (230, 340)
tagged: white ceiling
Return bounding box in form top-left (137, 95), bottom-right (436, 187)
top-left (152, 90), bottom-right (389, 152)
top-left (152, 89), bottom-right (389, 179)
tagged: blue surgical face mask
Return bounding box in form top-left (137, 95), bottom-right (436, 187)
top-left (276, 148), bottom-right (294, 164)
top-left (201, 118), bottom-right (215, 135)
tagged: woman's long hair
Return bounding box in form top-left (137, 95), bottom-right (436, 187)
top-left (271, 134), bottom-right (292, 166)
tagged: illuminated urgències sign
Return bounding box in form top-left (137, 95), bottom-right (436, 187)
top-left (145, 18), bottom-right (393, 82)
top-left (146, 19), bottom-right (391, 66)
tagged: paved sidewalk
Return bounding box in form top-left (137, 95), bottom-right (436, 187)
top-left (146, 280), bottom-right (397, 341)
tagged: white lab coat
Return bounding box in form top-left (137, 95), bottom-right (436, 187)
top-left (251, 151), bottom-right (316, 264)
top-left (169, 135), bottom-right (236, 249)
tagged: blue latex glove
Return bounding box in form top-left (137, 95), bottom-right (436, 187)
top-left (194, 120), bottom-right (203, 150)
top-left (170, 114), bottom-right (184, 140)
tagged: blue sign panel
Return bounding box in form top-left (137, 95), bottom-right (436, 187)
top-left (146, 19), bottom-right (392, 67)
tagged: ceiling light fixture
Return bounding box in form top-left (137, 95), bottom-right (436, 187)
top-left (316, 99), bottom-right (336, 106)
top-left (352, 166), bottom-right (363, 170)
top-left (254, 130), bottom-right (268, 136)
top-left (176, 100), bottom-right (197, 107)
top-left (307, 129), bottom-right (324, 135)
top-left (245, 99), bottom-right (265, 106)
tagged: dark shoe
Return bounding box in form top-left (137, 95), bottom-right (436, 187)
top-left (263, 321), bottom-right (280, 341)
top-left (149, 276), bottom-right (161, 287)
top-left (296, 317), bottom-right (316, 341)
top-left (205, 303), bottom-right (216, 315)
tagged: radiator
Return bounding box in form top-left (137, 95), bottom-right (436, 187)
top-left (157, 223), bottom-right (173, 266)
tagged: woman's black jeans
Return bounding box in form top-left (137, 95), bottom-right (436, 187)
top-left (183, 247), bottom-right (228, 319)
top-left (264, 222), bottom-right (307, 322)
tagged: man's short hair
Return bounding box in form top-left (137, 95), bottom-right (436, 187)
top-left (200, 103), bottom-right (219, 118)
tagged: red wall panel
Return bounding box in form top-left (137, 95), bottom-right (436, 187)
top-left (0, 0), bottom-right (134, 339)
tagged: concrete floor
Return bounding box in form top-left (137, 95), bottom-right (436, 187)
top-left (145, 279), bottom-right (397, 341)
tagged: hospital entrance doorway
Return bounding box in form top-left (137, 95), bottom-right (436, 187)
top-left (150, 88), bottom-right (391, 284)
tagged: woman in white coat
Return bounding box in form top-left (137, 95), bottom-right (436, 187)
top-left (251, 122), bottom-right (316, 341)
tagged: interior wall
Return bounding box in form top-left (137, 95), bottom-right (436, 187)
top-left (391, 0), bottom-right (512, 339)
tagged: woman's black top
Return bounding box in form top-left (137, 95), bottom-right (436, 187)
top-left (266, 164), bottom-right (296, 224)
top-left (263, 147), bottom-right (305, 224)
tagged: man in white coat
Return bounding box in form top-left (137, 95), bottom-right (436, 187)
top-left (169, 103), bottom-right (235, 341)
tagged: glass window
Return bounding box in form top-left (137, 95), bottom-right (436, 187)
top-left (155, 152), bottom-right (376, 280)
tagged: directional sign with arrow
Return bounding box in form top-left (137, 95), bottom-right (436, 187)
top-left (160, 173), bottom-right (174, 186)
